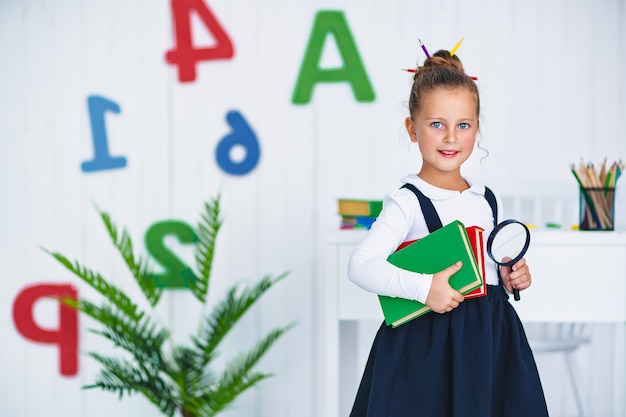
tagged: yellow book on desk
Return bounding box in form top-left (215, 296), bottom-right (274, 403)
top-left (337, 199), bottom-right (383, 217)
top-left (379, 220), bottom-right (483, 328)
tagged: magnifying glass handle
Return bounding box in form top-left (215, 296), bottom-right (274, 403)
top-left (513, 288), bottom-right (520, 301)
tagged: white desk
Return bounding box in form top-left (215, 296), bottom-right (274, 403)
top-left (319, 229), bottom-right (626, 417)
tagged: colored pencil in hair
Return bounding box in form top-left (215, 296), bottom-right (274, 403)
top-left (418, 38), bottom-right (431, 58)
top-left (450, 36), bottom-right (465, 56)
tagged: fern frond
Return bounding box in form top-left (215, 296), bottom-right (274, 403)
top-left (192, 273), bottom-right (288, 367)
top-left (171, 346), bottom-right (217, 409)
top-left (200, 372), bottom-right (266, 416)
top-left (197, 323), bottom-right (295, 414)
top-left (98, 208), bottom-right (162, 306)
top-left (190, 195), bottom-right (222, 303)
top-left (43, 249), bottom-right (142, 321)
top-left (83, 355), bottom-right (138, 398)
top-left (171, 346), bottom-right (202, 391)
top-left (221, 325), bottom-right (294, 389)
top-left (73, 300), bottom-right (169, 369)
top-left (88, 352), bottom-right (179, 416)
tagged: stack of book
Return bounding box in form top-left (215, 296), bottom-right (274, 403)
top-left (337, 198), bottom-right (383, 229)
top-left (379, 220), bottom-right (487, 328)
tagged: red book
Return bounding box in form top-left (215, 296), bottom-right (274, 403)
top-left (464, 225), bottom-right (487, 299)
top-left (395, 225), bottom-right (487, 299)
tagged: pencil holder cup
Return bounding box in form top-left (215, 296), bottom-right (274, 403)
top-left (579, 187), bottom-right (615, 230)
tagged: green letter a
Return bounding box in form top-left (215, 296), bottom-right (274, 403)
top-left (291, 10), bottom-right (375, 104)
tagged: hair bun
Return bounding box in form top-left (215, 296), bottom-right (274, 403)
top-left (421, 50), bottom-right (464, 73)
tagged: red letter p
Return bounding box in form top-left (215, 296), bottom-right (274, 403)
top-left (13, 283), bottom-right (79, 377)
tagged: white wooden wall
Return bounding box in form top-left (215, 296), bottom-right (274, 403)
top-left (1, 1), bottom-right (625, 416)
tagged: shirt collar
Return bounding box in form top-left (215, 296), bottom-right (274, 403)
top-left (400, 174), bottom-right (486, 201)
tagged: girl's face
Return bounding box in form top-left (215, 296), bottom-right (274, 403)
top-left (405, 87), bottom-right (478, 190)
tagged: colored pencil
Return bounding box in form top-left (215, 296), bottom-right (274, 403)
top-left (450, 36), bottom-right (465, 56)
top-left (418, 38), bottom-right (431, 58)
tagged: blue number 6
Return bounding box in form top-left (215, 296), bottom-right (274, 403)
top-left (215, 110), bottom-right (260, 175)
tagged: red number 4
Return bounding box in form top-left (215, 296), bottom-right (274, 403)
top-left (165, 0), bottom-right (234, 82)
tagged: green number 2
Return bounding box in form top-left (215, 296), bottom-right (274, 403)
top-left (145, 220), bottom-right (197, 289)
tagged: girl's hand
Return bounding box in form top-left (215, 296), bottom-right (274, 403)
top-left (425, 261), bottom-right (465, 313)
top-left (501, 257), bottom-right (532, 294)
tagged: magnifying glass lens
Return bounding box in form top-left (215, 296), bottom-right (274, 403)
top-left (489, 223), bottom-right (528, 265)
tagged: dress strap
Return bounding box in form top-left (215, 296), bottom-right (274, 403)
top-left (484, 186), bottom-right (498, 224)
top-left (483, 186), bottom-right (503, 284)
top-left (401, 183), bottom-right (443, 233)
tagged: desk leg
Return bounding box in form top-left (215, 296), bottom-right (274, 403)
top-left (339, 321), bottom-right (358, 416)
top-left (339, 320), bottom-right (382, 416)
top-left (320, 245), bottom-right (340, 417)
top-left (615, 323), bottom-right (625, 415)
top-left (321, 317), bottom-right (339, 417)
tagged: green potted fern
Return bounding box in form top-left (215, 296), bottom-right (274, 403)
top-left (42, 194), bottom-right (294, 417)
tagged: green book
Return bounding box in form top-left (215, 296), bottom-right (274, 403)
top-left (379, 220), bottom-right (483, 328)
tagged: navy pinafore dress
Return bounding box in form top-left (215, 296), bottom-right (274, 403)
top-left (349, 184), bottom-right (549, 417)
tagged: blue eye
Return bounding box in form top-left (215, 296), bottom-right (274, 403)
top-left (431, 121), bottom-right (443, 129)
top-left (459, 122), bottom-right (470, 130)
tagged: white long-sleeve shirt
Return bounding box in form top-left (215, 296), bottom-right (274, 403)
top-left (347, 174), bottom-right (503, 304)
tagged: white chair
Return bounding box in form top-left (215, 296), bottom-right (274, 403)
top-left (526, 323), bottom-right (591, 417)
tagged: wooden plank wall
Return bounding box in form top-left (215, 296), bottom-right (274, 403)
top-left (1, 0), bottom-right (625, 416)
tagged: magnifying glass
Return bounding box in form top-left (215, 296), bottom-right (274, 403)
top-left (486, 219), bottom-right (531, 301)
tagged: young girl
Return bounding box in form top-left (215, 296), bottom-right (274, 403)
top-left (347, 49), bottom-right (549, 417)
